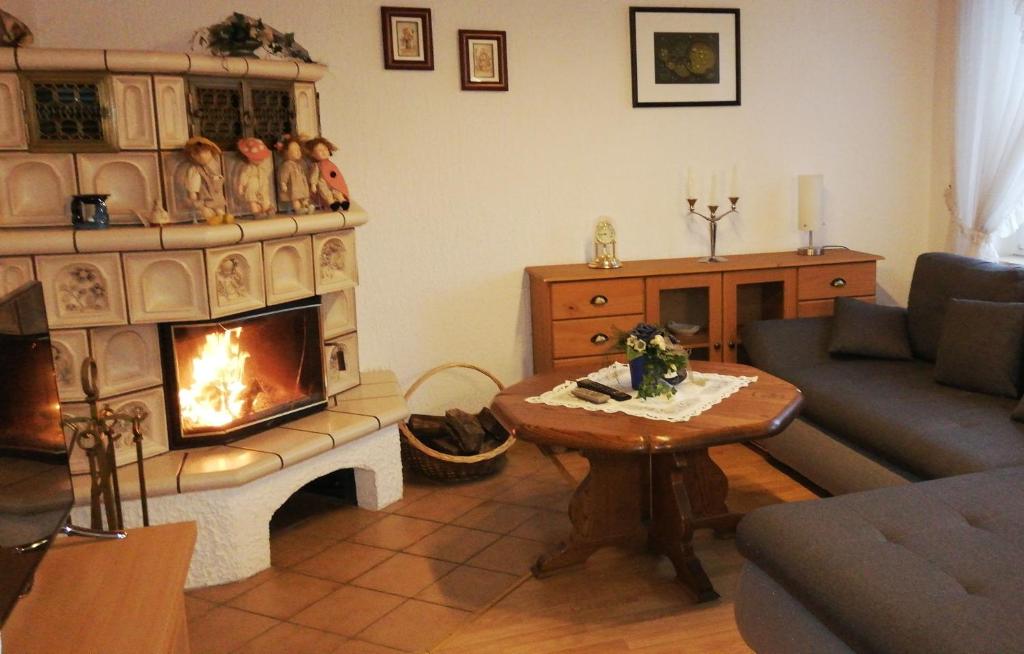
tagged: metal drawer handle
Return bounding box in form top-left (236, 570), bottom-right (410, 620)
top-left (591, 333), bottom-right (609, 344)
top-left (713, 342), bottom-right (722, 350)
top-left (830, 277), bottom-right (847, 288)
top-left (728, 340), bottom-right (736, 350)
top-left (590, 294), bottom-right (608, 306)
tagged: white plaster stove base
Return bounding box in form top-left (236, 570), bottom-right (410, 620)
top-left (69, 425), bottom-right (403, 588)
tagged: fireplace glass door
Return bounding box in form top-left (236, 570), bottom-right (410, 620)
top-left (160, 297), bottom-right (326, 448)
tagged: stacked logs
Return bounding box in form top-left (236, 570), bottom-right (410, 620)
top-left (405, 407), bottom-right (510, 456)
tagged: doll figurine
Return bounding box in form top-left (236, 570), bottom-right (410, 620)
top-left (305, 137), bottom-right (351, 212)
top-left (275, 134), bottom-right (314, 215)
top-left (236, 137), bottom-right (274, 216)
top-left (182, 136), bottom-right (230, 224)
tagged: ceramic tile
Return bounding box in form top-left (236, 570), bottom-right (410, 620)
top-left (293, 541), bottom-right (394, 583)
top-left (270, 523), bottom-right (335, 568)
top-left (403, 525), bottom-right (500, 564)
top-left (297, 504), bottom-right (385, 541)
top-left (291, 585), bottom-right (403, 637)
top-left (177, 445), bottom-right (281, 493)
top-left (339, 641), bottom-right (405, 654)
top-left (358, 599), bottom-right (471, 653)
top-left (351, 552), bottom-right (457, 597)
top-left (187, 567), bottom-right (279, 604)
top-left (451, 502), bottom-right (538, 534)
top-left (358, 370), bottom-right (398, 385)
top-left (445, 474), bottom-right (521, 500)
top-left (228, 426), bottom-right (334, 468)
top-left (283, 411), bottom-right (378, 446)
top-left (415, 565), bottom-right (521, 612)
top-left (350, 514), bottom-right (443, 551)
top-left (185, 596), bottom-right (217, 621)
top-left (337, 380), bottom-right (402, 401)
top-left (187, 605), bottom-right (278, 654)
top-left (233, 622), bottom-right (348, 654)
top-left (228, 571), bottom-right (339, 619)
top-left (466, 536), bottom-right (548, 576)
top-left (392, 492), bottom-right (484, 523)
top-left (331, 396), bottom-right (409, 428)
top-left (509, 510), bottom-right (573, 544)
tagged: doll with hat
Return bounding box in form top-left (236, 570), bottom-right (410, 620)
top-left (236, 137), bottom-right (274, 216)
top-left (182, 136), bottom-right (231, 224)
top-left (275, 134), bottom-right (315, 214)
top-left (305, 137), bottom-right (351, 211)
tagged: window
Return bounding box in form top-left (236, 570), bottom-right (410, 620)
top-left (188, 79), bottom-right (295, 150)
top-left (21, 73), bottom-right (118, 152)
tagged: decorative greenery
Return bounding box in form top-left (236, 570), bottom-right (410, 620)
top-left (624, 323), bottom-right (689, 400)
top-left (191, 13), bottom-right (314, 63)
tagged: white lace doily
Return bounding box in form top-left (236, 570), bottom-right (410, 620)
top-left (526, 362), bottom-right (757, 422)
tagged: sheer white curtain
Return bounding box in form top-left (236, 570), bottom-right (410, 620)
top-left (950, 0), bottom-right (1024, 260)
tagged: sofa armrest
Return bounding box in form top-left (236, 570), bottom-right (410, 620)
top-left (741, 317), bottom-right (833, 375)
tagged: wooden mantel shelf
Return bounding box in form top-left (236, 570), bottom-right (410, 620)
top-left (526, 249), bottom-right (883, 283)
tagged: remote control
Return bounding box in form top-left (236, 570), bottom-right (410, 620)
top-left (575, 378), bottom-right (631, 401)
top-left (571, 387), bottom-right (610, 404)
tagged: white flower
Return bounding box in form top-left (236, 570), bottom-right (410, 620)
top-left (627, 335), bottom-right (646, 352)
top-left (651, 334), bottom-right (667, 351)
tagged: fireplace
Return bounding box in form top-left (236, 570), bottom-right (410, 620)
top-left (159, 297), bottom-right (327, 449)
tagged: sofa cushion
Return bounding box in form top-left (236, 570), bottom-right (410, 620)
top-left (737, 466), bottom-right (1024, 654)
top-left (906, 253), bottom-right (1024, 361)
top-left (828, 297), bottom-right (912, 360)
top-left (781, 358), bottom-right (1024, 479)
top-left (934, 299), bottom-right (1024, 397)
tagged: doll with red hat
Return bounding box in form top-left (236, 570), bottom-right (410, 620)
top-left (305, 137), bottom-right (351, 211)
top-left (236, 137), bottom-right (274, 216)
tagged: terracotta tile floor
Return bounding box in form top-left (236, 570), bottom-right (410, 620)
top-left (186, 441), bottom-right (814, 653)
top-left (186, 442), bottom-right (571, 654)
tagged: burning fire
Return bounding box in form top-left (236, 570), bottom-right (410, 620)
top-left (179, 327), bottom-right (251, 428)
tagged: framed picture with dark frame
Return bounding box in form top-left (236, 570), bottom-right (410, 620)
top-left (381, 6), bottom-right (434, 70)
top-left (458, 30), bottom-right (508, 91)
top-left (629, 7), bottom-right (740, 107)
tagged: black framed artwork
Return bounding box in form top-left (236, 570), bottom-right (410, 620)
top-left (629, 7), bottom-right (741, 107)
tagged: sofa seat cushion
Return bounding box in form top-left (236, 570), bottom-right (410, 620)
top-left (737, 466), bottom-right (1024, 654)
top-left (783, 358), bottom-right (1024, 478)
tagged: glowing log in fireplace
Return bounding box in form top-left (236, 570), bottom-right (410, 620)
top-left (179, 327), bottom-right (252, 429)
top-left (160, 297), bottom-right (328, 448)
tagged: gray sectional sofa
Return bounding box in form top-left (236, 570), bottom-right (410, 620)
top-left (734, 253), bottom-right (1024, 653)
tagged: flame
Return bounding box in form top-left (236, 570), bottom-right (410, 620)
top-left (179, 327), bottom-right (250, 428)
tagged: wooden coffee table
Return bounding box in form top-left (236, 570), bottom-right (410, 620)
top-left (490, 361), bottom-right (802, 602)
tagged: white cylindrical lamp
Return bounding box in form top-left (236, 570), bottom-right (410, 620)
top-left (797, 174), bottom-right (823, 255)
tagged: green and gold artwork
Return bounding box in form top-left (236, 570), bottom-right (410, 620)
top-left (653, 32), bottom-right (719, 84)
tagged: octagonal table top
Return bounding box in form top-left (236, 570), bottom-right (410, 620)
top-left (491, 361), bottom-right (803, 454)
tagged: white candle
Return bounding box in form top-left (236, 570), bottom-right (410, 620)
top-left (729, 165), bottom-right (738, 197)
top-left (686, 167), bottom-right (695, 199)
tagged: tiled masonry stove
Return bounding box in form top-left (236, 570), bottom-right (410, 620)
top-left (0, 46), bottom-right (406, 587)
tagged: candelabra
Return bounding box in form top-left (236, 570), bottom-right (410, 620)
top-left (687, 196), bottom-right (740, 263)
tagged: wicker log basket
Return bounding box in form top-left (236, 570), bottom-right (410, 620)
top-left (399, 363), bottom-right (516, 482)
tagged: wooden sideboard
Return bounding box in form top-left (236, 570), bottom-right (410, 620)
top-left (527, 250), bottom-right (882, 373)
top-left (2, 522), bottom-right (196, 654)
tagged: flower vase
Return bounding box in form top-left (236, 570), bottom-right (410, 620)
top-left (629, 356), bottom-right (646, 391)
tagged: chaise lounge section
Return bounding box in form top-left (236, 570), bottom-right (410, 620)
top-left (734, 253), bottom-right (1024, 652)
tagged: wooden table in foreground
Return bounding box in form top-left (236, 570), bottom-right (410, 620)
top-left (3, 522), bottom-right (197, 654)
top-left (491, 362), bottom-right (802, 602)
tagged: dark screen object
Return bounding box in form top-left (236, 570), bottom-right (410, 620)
top-left (0, 281), bottom-right (75, 627)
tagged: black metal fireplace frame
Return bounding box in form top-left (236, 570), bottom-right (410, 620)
top-left (158, 296), bottom-right (328, 449)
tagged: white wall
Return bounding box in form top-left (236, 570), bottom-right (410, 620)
top-left (11, 0), bottom-right (943, 407)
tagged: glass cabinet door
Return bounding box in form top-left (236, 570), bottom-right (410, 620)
top-left (645, 273), bottom-right (723, 362)
top-left (722, 269), bottom-right (797, 363)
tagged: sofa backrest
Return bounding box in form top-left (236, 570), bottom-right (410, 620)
top-left (907, 252), bottom-right (1024, 361)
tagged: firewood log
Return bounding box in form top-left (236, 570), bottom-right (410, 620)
top-left (444, 409), bottom-right (486, 454)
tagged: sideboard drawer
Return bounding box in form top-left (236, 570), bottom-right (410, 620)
top-left (798, 262), bottom-right (875, 300)
top-left (798, 295), bottom-right (875, 318)
top-left (552, 313), bottom-right (644, 359)
top-left (551, 279), bottom-right (644, 320)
